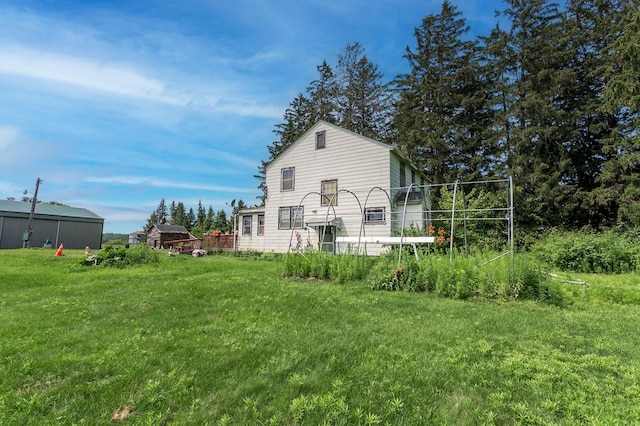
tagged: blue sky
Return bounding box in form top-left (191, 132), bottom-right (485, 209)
top-left (0, 0), bottom-right (505, 234)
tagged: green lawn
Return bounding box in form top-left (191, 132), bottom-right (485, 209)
top-left (1, 249), bottom-right (640, 424)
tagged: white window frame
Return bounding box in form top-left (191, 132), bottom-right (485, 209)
top-left (242, 215), bottom-right (252, 235)
top-left (257, 214), bottom-right (265, 236)
top-left (364, 207), bottom-right (386, 224)
top-left (278, 206), bottom-right (304, 229)
top-left (321, 179), bottom-right (338, 206)
top-left (281, 167), bottom-right (295, 191)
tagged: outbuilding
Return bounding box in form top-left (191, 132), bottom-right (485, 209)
top-left (0, 200), bottom-right (104, 249)
top-left (146, 224), bottom-right (192, 249)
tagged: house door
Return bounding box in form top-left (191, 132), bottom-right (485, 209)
top-left (319, 226), bottom-right (335, 253)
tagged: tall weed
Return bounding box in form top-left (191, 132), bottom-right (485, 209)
top-left (284, 252), bottom-right (372, 283)
top-left (369, 250), bottom-right (564, 305)
top-left (532, 230), bottom-right (639, 273)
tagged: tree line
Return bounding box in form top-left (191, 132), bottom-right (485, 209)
top-left (259, 0), bottom-right (639, 232)
top-left (144, 199), bottom-right (246, 237)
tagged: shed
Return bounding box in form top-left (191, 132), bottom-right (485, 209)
top-left (146, 224), bottom-right (192, 249)
top-left (0, 200), bottom-right (104, 249)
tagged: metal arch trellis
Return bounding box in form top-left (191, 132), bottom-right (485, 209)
top-left (360, 186), bottom-right (393, 256)
top-left (286, 188), bottom-right (363, 260)
top-left (285, 177), bottom-right (516, 283)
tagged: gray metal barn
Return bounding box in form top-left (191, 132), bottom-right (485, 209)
top-left (0, 200), bottom-right (104, 249)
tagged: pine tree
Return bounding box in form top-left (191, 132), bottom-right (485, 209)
top-left (186, 208), bottom-right (195, 231)
top-left (335, 42), bottom-right (393, 140)
top-left (393, 1), bottom-right (481, 183)
top-left (213, 210), bottom-right (228, 233)
top-left (308, 60), bottom-right (339, 124)
top-left (596, 1), bottom-right (640, 226)
top-left (172, 202), bottom-right (187, 227)
top-left (204, 206), bottom-right (214, 231)
top-left (496, 0), bottom-right (572, 229)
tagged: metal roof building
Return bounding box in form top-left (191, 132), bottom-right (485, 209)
top-left (0, 200), bottom-right (104, 249)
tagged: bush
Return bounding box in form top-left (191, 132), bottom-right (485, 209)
top-left (79, 244), bottom-right (160, 267)
top-left (532, 230), bottom-right (640, 274)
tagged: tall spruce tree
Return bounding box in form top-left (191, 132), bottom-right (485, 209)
top-left (308, 60), bottom-right (339, 124)
top-left (597, 0), bottom-right (640, 226)
top-left (556, 0), bottom-right (625, 228)
top-left (393, 1), bottom-right (481, 184)
top-left (335, 42), bottom-right (394, 140)
top-left (496, 0), bottom-right (572, 229)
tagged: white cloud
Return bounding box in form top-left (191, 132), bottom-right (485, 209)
top-left (85, 175), bottom-right (256, 193)
top-left (0, 45), bottom-right (189, 105)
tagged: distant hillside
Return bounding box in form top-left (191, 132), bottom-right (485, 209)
top-left (103, 233), bottom-right (128, 243)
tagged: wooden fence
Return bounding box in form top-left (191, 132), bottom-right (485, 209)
top-left (202, 233), bottom-right (238, 252)
top-left (164, 233), bottom-right (238, 254)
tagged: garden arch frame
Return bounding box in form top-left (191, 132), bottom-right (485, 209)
top-left (286, 177), bottom-right (515, 281)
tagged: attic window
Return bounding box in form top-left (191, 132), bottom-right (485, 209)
top-left (315, 131), bottom-right (326, 149)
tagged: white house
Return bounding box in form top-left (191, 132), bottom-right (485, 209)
top-left (237, 121), bottom-right (431, 255)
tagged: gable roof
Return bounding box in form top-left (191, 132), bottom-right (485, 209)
top-left (0, 200), bottom-right (103, 220)
top-left (265, 120), bottom-right (424, 177)
top-left (152, 224), bottom-right (190, 234)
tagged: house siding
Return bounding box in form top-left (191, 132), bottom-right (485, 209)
top-left (237, 121), bottom-right (428, 255)
top-left (261, 123), bottom-right (390, 254)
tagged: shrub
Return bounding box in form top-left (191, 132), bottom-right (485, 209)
top-left (79, 244), bottom-right (160, 267)
top-left (532, 230), bottom-right (640, 274)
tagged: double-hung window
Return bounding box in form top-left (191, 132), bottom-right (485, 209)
top-left (365, 207), bottom-right (386, 224)
top-left (399, 162), bottom-right (406, 188)
top-left (242, 215), bottom-right (252, 235)
top-left (281, 167), bottom-right (295, 191)
top-left (257, 215), bottom-right (265, 235)
top-left (278, 206), bottom-right (304, 229)
top-left (321, 179), bottom-right (338, 206)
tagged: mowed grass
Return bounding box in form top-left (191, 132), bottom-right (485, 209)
top-left (1, 249), bottom-right (640, 424)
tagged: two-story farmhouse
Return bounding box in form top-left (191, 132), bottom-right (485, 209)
top-left (237, 121), bottom-right (430, 255)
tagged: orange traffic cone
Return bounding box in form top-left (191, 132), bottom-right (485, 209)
top-left (55, 243), bottom-right (64, 257)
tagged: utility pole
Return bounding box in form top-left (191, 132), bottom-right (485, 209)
top-left (23, 178), bottom-right (42, 248)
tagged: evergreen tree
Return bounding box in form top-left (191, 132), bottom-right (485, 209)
top-left (335, 42), bottom-right (394, 140)
top-left (155, 198), bottom-right (168, 225)
top-left (257, 43), bottom-right (393, 202)
top-left (144, 212), bottom-right (158, 232)
top-left (555, 0), bottom-right (625, 228)
top-left (393, 1), bottom-right (482, 183)
top-left (144, 198), bottom-right (167, 231)
top-left (496, 0), bottom-right (572, 229)
top-left (186, 208), bottom-right (196, 231)
top-left (596, 1), bottom-right (640, 226)
top-left (213, 209), bottom-right (228, 233)
top-left (171, 202), bottom-right (187, 227)
top-left (196, 200), bottom-right (206, 229)
top-left (204, 206), bottom-right (214, 231)
top-left (308, 60), bottom-right (339, 124)
top-left (169, 201), bottom-right (177, 224)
